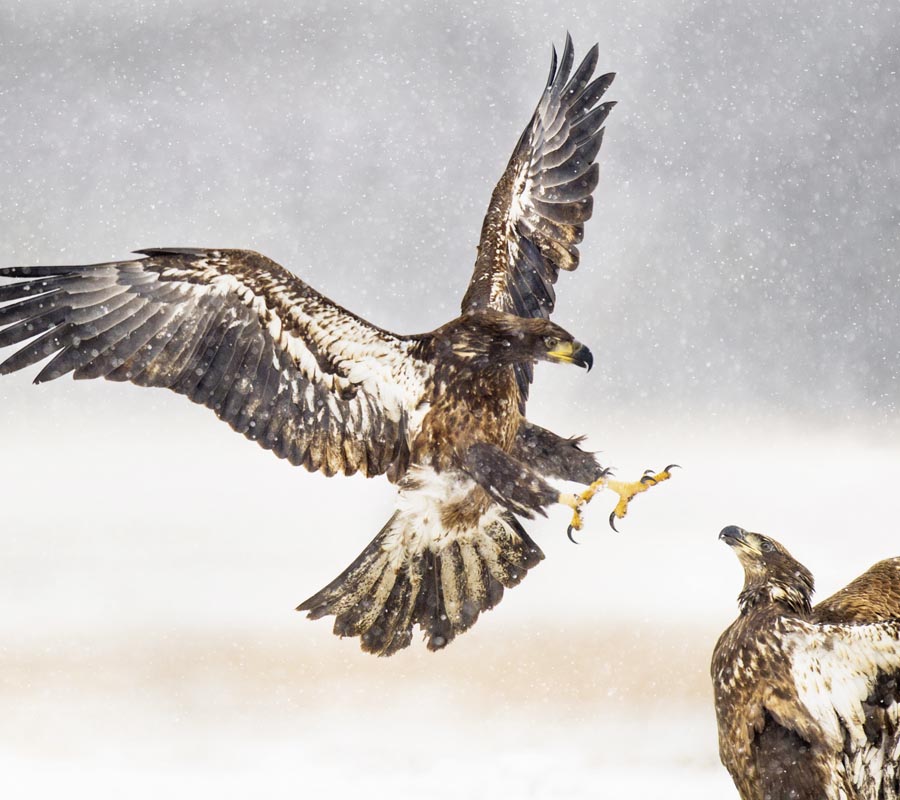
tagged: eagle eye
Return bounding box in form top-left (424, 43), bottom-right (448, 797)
top-left (759, 540), bottom-right (774, 553)
top-left (543, 335), bottom-right (560, 351)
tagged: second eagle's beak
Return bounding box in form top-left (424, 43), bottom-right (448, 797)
top-left (719, 525), bottom-right (748, 547)
top-left (547, 341), bottom-right (593, 371)
top-left (719, 526), bottom-right (761, 561)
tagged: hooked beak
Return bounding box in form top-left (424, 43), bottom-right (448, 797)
top-left (719, 525), bottom-right (751, 551)
top-left (547, 340), bottom-right (593, 372)
top-left (719, 525), bottom-right (747, 547)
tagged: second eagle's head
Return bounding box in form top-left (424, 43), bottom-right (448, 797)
top-left (436, 310), bottom-right (593, 371)
top-left (719, 525), bottom-right (815, 615)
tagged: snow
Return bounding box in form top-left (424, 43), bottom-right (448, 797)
top-left (1, 0), bottom-right (898, 797)
top-left (1, 404), bottom-right (898, 799)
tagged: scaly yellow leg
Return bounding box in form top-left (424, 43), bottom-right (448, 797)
top-left (606, 465), bottom-right (678, 530)
top-left (565, 465), bottom-right (678, 539)
top-left (559, 492), bottom-right (586, 539)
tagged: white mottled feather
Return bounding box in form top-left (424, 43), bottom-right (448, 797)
top-left (786, 618), bottom-right (900, 748)
top-left (386, 466), bottom-right (514, 560)
top-left (784, 617), bottom-right (900, 798)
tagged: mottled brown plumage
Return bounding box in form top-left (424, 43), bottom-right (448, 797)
top-left (713, 526), bottom-right (900, 800)
top-left (815, 559), bottom-right (900, 625)
top-left (0, 38), bottom-right (660, 656)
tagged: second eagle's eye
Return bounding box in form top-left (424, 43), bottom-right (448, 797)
top-left (543, 336), bottom-right (560, 350)
top-left (759, 540), bottom-right (774, 553)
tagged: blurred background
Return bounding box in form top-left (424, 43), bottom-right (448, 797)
top-left (0, 0), bottom-right (898, 797)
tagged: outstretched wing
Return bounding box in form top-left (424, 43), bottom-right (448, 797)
top-left (0, 248), bottom-right (432, 477)
top-left (814, 558), bottom-right (900, 624)
top-left (461, 35), bottom-right (614, 400)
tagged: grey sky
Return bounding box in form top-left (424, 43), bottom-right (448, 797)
top-left (1, 0), bottom-right (897, 430)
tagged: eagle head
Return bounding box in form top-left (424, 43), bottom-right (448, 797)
top-left (719, 525), bottom-right (814, 615)
top-left (440, 310), bottom-right (593, 371)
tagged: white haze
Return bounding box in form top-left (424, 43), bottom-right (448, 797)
top-left (0, 0), bottom-right (898, 798)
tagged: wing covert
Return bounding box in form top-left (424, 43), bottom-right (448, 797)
top-left (813, 558), bottom-right (900, 624)
top-left (0, 248), bottom-right (432, 478)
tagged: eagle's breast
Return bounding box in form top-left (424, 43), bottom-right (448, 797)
top-left (411, 364), bottom-right (520, 471)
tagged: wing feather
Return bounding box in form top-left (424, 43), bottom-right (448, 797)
top-left (784, 616), bottom-right (900, 795)
top-left (561, 41), bottom-right (598, 101)
top-left (462, 35), bottom-right (614, 403)
top-left (814, 558), bottom-right (900, 624)
top-left (0, 248), bottom-right (433, 478)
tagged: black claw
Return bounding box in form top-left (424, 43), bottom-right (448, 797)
top-left (608, 511), bottom-right (619, 532)
top-left (640, 475), bottom-right (658, 485)
top-left (664, 464), bottom-right (681, 472)
top-left (566, 525), bottom-right (580, 544)
top-left (643, 468), bottom-right (655, 476)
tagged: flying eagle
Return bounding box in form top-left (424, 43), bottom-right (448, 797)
top-left (0, 37), bottom-right (673, 656)
top-left (713, 526), bottom-right (900, 800)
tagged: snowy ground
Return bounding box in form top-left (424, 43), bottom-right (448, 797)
top-left (1, 629), bottom-right (731, 799)
top-left (1, 379), bottom-right (898, 799)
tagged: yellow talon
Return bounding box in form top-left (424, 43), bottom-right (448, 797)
top-left (607, 465), bottom-right (677, 530)
top-left (564, 465), bottom-right (678, 535)
top-left (569, 508), bottom-right (583, 533)
top-left (559, 492), bottom-right (586, 541)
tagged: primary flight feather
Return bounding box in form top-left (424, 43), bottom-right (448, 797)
top-left (0, 36), bottom-right (673, 655)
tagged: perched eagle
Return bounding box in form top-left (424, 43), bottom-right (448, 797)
top-left (713, 526), bottom-right (900, 800)
top-left (0, 37), bottom-right (673, 656)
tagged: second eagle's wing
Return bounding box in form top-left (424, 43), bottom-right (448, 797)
top-left (781, 617), bottom-right (900, 798)
top-left (461, 35), bottom-right (614, 401)
top-left (0, 248), bottom-right (432, 478)
top-left (813, 558), bottom-right (900, 624)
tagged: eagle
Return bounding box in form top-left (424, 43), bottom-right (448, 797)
top-left (0, 37), bottom-right (673, 656)
top-left (712, 525), bottom-right (900, 800)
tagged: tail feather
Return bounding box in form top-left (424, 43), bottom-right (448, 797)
top-left (297, 507), bottom-right (544, 656)
top-left (376, 555), bottom-right (424, 655)
top-left (415, 551), bottom-right (454, 652)
top-left (302, 524), bottom-right (390, 625)
top-left (360, 569), bottom-right (416, 654)
top-left (437, 542), bottom-right (469, 630)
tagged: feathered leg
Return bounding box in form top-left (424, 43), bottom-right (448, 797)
top-left (511, 421), bottom-right (608, 484)
top-left (512, 421), bottom-right (676, 533)
top-left (462, 441), bottom-right (574, 519)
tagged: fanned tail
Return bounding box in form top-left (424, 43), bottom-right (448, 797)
top-left (297, 507), bottom-right (544, 656)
